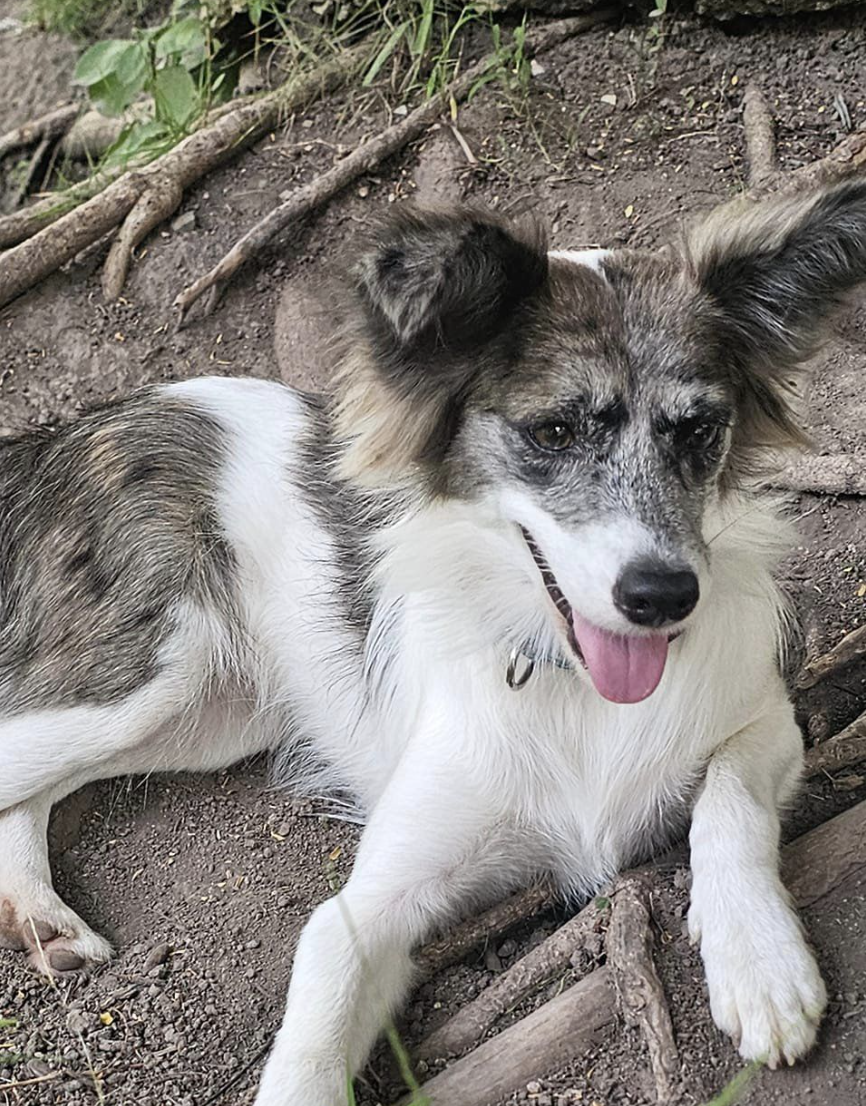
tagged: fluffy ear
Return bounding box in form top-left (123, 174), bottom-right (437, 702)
top-left (354, 206), bottom-right (548, 356)
top-left (688, 181), bottom-right (866, 449)
top-left (335, 207), bottom-right (548, 486)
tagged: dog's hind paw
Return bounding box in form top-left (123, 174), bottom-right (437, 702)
top-left (0, 892), bottom-right (113, 976)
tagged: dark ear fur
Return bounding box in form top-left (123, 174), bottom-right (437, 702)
top-left (688, 181), bottom-right (866, 449)
top-left (355, 205), bottom-right (548, 359)
top-left (332, 206), bottom-right (548, 487)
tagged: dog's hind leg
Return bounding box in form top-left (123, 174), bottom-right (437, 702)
top-left (0, 610), bottom-right (212, 812)
top-left (0, 784), bottom-right (113, 974)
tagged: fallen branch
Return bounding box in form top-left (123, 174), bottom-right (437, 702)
top-left (417, 883), bottom-right (554, 979)
top-left (605, 873), bottom-right (679, 1104)
top-left (414, 802), bottom-right (866, 1106)
top-left (805, 710), bottom-right (866, 780)
top-left (799, 624), bottom-right (866, 690)
top-left (742, 84), bottom-right (777, 190)
top-left (0, 47), bottom-right (368, 310)
top-left (771, 453), bottom-right (866, 497)
top-left (173, 7), bottom-right (619, 321)
top-left (781, 796), bottom-right (866, 908)
top-left (417, 895), bottom-right (603, 1060)
top-left (741, 84), bottom-right (866, 198)
top-left (416, 967), bottom-right (617, 1106)
top-left (0, 103), bottom-right (79, 161)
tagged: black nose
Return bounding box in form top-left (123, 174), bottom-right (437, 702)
top-left (614, 561), bottom-right (699, 628)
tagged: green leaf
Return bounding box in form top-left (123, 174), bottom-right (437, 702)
top-left (362, 22), bottom-right (407, 87)
top-left (248, 0), bottom-right (265, 25)
top-left (155, 16), bottom-right (207, 69)
top-left (115, 41), bottom-right (149, 90)
top-left (73, 39), bottom-right (136, 87)
top-left (105, 119), bottom-right (170, 166)
top-left (153, 64), bottom-right (199, 128)
top-left (87, 72), bottom-right (138, 117)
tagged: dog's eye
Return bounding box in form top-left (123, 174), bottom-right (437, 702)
top-left (682, 421), bottom-right (721, 451)
top-left (528, 421), bottom-right (575, 452)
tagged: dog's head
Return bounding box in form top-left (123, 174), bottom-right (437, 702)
top-left (335, 184), bottom-right (866, 703)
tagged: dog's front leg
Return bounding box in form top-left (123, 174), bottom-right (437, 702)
top-left (688, 692), bottom-right (827, 1067)
top-left (254, 749), bottom-right (513, 1106)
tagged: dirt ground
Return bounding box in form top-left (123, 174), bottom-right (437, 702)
top-left (1, 3), bottom-right (865, 1105)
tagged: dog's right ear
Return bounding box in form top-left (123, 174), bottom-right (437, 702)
top-left (335, 207), bottom-right (548, 488)
top-left (354, 206), bottom-right (548, 354)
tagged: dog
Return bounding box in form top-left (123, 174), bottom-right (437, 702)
top-left (2, 181), bottom-right (865, 1104)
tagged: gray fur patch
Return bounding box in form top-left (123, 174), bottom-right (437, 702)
top-left (0, 391), bottom-right (235, 713)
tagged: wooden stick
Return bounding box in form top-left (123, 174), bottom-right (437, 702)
top-left (743, 85), bottom-right (777, 190)
top-left (804, 710), bottom-right (866, 780)
top-left (417, 883), bottom-right (554, 979)
top-left (416, 968), bottom-right (617, 1106)
top-left (781, 797), bottom-right (866, 907)
top-left (771, 453), bottom-right (866, 497)
top-left (605, 873), bottom-right (679, 1104)
top-left (417, 895), bottom-right (603, 1060)
top-left (798, 624), bottom-right (866, 690)
top-left (0, 103), bottom-right (79, 161)
top-left (173, 8), bottom-right (619, 321)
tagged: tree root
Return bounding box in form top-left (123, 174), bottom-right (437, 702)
top-left (605, 873), bottom-right (680, 1104)
top-left (173, 7), bottom-right (619, 322)
top-left (416, 968), bottom-right (618, 1106)
top-left (418, 894), bottom-right (604, 1060)
top-left (771, 453), bottom-right (866, 497)
top-left (799, 624), bottom-right (866, 690)
top-left (413, 803), bottom-right (866, 1106)
top-left (0, 103), bottom-right (79, 161)
top-left (417, 883), bottom-right (555, 979)
top-left (0, 47), bottom-right (368, 309)
top-left (742, 85), bottom-right (777, 190)
top-left (805, 710), bottom-right (866, 780)
top-left (742, 82), bottom-right (866, 198)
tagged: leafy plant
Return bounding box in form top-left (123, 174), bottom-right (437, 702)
top-left (72, 8), bottom-right (225, 166)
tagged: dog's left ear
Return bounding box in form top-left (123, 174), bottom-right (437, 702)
top-left (688, 181), bottom-right (866, 447)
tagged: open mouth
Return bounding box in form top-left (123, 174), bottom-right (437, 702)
top-left (521, 527), bottom-right (674, 705)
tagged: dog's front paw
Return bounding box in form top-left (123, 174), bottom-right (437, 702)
top-left (689, 887), bottom-right (827, 1068)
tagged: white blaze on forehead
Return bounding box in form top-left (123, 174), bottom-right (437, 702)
top-left (548, 248), bottom-right (612, 276)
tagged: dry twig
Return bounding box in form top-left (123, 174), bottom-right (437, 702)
top-left (418, 895), bottom-right (604, 1060)
top-left (417, 883), bottom-right (554, 978)
top-left (605, 873), bottom-right (679, 1104)
top-left (771, 454), bottom-right (866, 497)
top-left (805, 710), bottom-right (866, 780)
top-left (743, 84), bottom-right (777, 190)
top-left (416, 968), bottom-right (617, 1106)
top-left (799, 624), bottom-right (866, 690)
top-left (0, 103), bottom-right (79, 161)
top-left (173, 8), bottom-right (618, 321)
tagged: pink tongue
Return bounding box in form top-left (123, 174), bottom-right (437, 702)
top-left (571, 612), bottom-right (669, 704)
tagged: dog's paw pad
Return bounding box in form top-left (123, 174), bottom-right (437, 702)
top-left (26, 930), bottom-right (113, 977)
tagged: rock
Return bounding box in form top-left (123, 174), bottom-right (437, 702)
top-left (144, 942), bottom-right (171, 970)
top-left (171, 211), bottom-right (196, 234)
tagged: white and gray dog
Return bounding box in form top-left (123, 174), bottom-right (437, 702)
top-left (2, 181), bottom-right (866, 1104)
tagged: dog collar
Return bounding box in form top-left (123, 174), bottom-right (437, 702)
top-left (506, 643), bottom-right (573, 690)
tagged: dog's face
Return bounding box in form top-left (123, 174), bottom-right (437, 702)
top-left (337, 186), bottom-right (866, 702)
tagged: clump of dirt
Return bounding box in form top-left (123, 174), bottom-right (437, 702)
top-left (0, 4), bottom-right (864, 1105)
